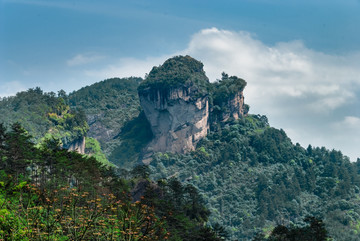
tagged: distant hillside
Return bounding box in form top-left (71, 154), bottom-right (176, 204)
top-left (69, 77), bottom-right (141, 144)
top-left (69, 77), bottom-right (151, 167)
top-left (0, 87), bottom-right (87, 144)
top-left (0, 87), bottom-right (110, 166)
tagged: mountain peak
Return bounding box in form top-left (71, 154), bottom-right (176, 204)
top-left (138, 56), bottom-right (248, 160)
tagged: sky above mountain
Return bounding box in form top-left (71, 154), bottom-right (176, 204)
top-left (1, 0), bottom-right (360, 161)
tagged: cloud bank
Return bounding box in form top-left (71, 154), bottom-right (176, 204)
top-left (186, 28), bottom-right (359, 113)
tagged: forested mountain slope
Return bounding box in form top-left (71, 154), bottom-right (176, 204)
top-left (1, 56), bottom-right (360, 240)
top-left (68, 77), bottom-right (149, 167)
top-left (148, 114), bottom-right (360, 240)
top-left (0, 87), bottom-right (88, 146)
top-left (0, 123), bottom-right (225, 240)
top-left (0, 87), bottom-right (110, 166)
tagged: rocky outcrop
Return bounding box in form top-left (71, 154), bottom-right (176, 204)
top-left (138, 56), bottom-right (248, 161)
top-left (67, 136), bottom-right (86, 154)
top-left (139, 85), bottom-right (209, 156)
top-left (87, 113), bottom-right (115, 143)
top-left (219, 91), bottom-right (247, 122)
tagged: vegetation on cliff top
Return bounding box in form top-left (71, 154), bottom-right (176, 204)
top-left (138, 55), bottom-right (210, 94)
top-left (211, 72), bottom-right (247, 106)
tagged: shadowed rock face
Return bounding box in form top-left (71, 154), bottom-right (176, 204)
top-left (138, 56), bottom-right (248, 161)
top-left (219, 91), bottom-right (247, 122)
top-left (140, 85), bottom-right (209, 155)
top-left (66, 136), bottom-right (86, 154)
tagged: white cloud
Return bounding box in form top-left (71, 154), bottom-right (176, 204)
top-left (83, 56), bottom-right (174, 80)
top-left (181, 28), bottom-right (360, 160)
top-left (0, 81), bottom-right (27, 98)
top-left (67, 54), bottom-right (104, 67)
top-left (333, 116), bottom-right (360, 131)
top-left (80, 27), bottom-right (360, 160)
top-left (343, 116), bottom-right (360, 126)
top-left (183, 28), bottom-right (360, 113)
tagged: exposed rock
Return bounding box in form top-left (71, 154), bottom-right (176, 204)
top-left (138, 56), bottom-right (248, 161)
top-left (67, 136), bottom-right (86, 154)
top-left (140, 85), bottom-right (209, 155)
top-left (219, 91), bottom-right (247, 122)
top-left (87, 113), bottom-right (115, 144)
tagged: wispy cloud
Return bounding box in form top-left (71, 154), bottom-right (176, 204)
top-left (184, 28), bottom-right (360, 113)
top-left (83, 56), bottom-right (173, 79)
top-left (0, 81), bottom-right (27, 98)
top-left (67, 54), bottom-right (105, 67)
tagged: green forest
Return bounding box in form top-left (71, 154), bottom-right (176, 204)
top-left (1, 66), bottom-right (360, 240)
top-left (0, 123), bottom-right (228, 240)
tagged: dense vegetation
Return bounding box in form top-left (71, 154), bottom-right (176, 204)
top-left (0, 123), bottom-right (223, 240)
top-left (138, 55), bottom-right (210, 95)
top-left (69, 77), bottom-right (143, 164)
top-left (149, 115), bottom-right (360, 240)
top-left (2, 55), bottom-right (359, 240)
top-left (253, 217), bottom-right (330, 241)
top-left (0, 87), bottom-right (88, 144)
top-left (0, 88), bottom-right (110, 166)
top-left (211, 72), bottom-right (247, 107)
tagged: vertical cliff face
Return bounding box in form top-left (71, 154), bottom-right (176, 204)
top-left (218, 91), bottom-right (247, 122)
top-left (140, 85), bottom-right (209, 155)
top-left (67, 136), bottom-right (86, 154)
top-left (138, 56), bottom-right (248, 160)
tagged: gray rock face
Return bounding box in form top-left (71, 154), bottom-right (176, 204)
top-left (87, 113), bottom-right (115, 144)
top-left (219, 91), bottom-right (247, 122)
top-left (140, 85), bottom-right (209, 156)
top-left (137, 56), bottom-right (248, 162)
top-left (67, 136), bottom-right (86, 154)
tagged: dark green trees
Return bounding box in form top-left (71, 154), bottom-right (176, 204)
top-left (138, 55), bottom-right (210, 94)
top-left (254, 217), bottom-right (330, 241)
top-left (1, 123), bottom-right (35, 175)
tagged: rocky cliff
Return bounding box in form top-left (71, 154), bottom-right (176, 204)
top-left (66, 136), bottom-right (86, 154)
top-left (138, 56), bottom-right (248, 160)
top-left (218, 91), bottom-right (247, 122)
top-left (139, 84), bottom-right (209, 156)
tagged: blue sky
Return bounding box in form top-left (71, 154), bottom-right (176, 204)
top-left (1, 0), bottom-right (360, 160)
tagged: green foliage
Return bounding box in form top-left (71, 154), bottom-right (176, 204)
top-left (69, 77), bottom-right (142, 161)
top-left (149, 115), bottom-right (360, 240)
top-left (0, 179), bottom-right (168, 240)
top-left (142, 177), bottom-right (224, 241)
top-left (138, 55), bottom-right (210, 94)
top-left (212, 72), bottom-right (247, 106)
top-left (0, 123), bottom-right (222, 241)
top-left (0, 88), bottom-right (89, 149)
top-left (254, 217), bottom-right (331, 241)
top-left (85, 137), bottom-right (113, 167)
top-left (109, 111), bottom-right (153, 168)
